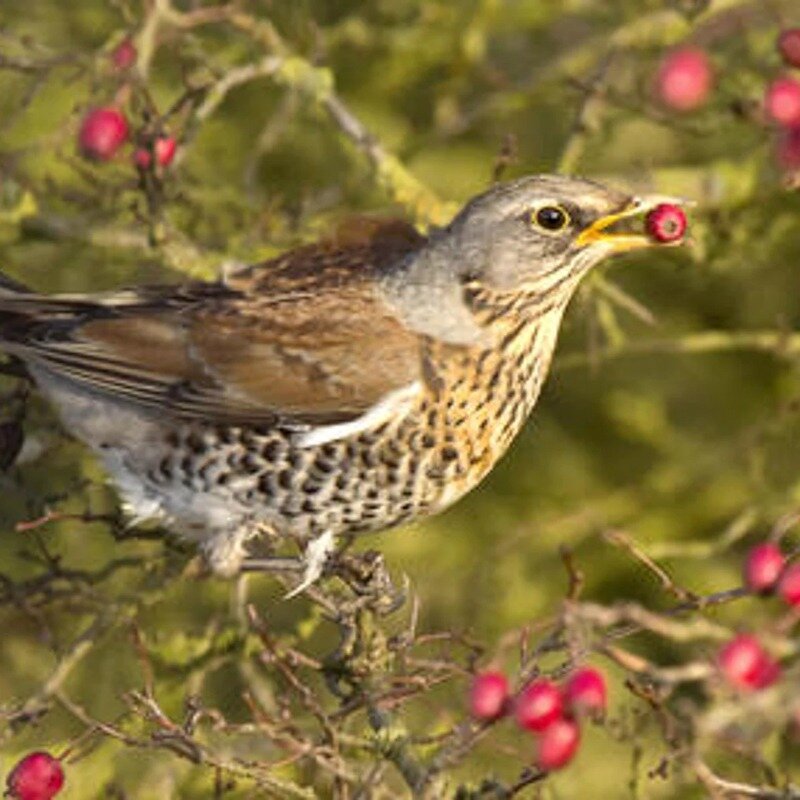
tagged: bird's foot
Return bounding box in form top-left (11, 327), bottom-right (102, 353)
top-left (332, 550), bottom-right (406, 615)
top-left (240, 536), bottom-right (404, 612)
top-left (239, 537), bottom-right (335, 594)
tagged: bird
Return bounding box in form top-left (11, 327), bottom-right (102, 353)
top-left (0, 175), bottom-right (684, 592)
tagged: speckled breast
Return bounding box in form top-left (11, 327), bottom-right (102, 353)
top-left (146, 307), bottom-right (561, 541)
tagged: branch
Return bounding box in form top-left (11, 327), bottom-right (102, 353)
top-left (693, 759), bottom-right (800, 799)
top-left (558, 330), bottom-right (800, 371)
top-left (225, 10), bottom-right (454, 226)
top-left (8, 608), bottom-right (126, 723)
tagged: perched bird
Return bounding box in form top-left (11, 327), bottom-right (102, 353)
top-left (0, 176), bottom-right (684, 591)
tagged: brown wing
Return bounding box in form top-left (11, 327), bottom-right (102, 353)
top-left (0, 218), bottom-right (428, 426)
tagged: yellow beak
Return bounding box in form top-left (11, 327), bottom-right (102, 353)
top-left (575, 195), bottom-right (689, 253)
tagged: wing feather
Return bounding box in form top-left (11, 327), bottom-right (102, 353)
top-left (0, 218), bottom-right (428, 426)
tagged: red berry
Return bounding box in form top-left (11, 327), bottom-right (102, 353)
top-left (778, 562), bottom-right (800, 606)
top-left (111, 38), bottom-right (137, 71)
top-left (753, 657), bottom-right (782, 689)
top-left (133, 136), bottom-right (177, 171)
top-left (790, 704), bottom-right (800, 741)
top-left (469, 670), bottom-right (510, 720)
top-left (778, 29), bottom-right (800, 69)
top-left (765, 77), bottom-right (800, 127)
top-left (563, 667), bottom-right (607, 718)
top-left (155, 136), bottom-right (177, 166)
top-left (776, 126), bottom-right (800, 170)
top-left (743, 542), bottom-right (785, 594)
top-left (535, 718), bottom-right (581, 772)
top-left (133, 148), bottom-right (152, 170)
top-left (717, 634), bottom-right (780, 691)
top-left (6, 752), bottom-right (64, 800)
top-left (645, 203), bottom-right (687, 243)
top-left (78, 107), bottom-right (129, 161)
top-left (514, 679), bottom-right (563, 732)
top-left (656, 47), bottom-right (713, 111)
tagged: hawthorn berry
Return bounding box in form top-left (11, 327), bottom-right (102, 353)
top-left (777, 562), bottom-right (800, 607)
top-left (535, 718), bottom-right (581, 772)
top-left (778, 29), bottom-right (800, 69)
top-left (776, 126), bottom-right (800, 170)
top-left (133, 148), bottom-right (151, 170)
top-left (563, 667), bottom-right (607, 718)
top-left (111, 37), bottom-right (137, 71)
top-left (645, 203), bottom-right (687, 244)
top-left (154, 136), bottom-right (177, 166)
top-left (743, 542), bottom-right (785, 594)
top-left (717, 634), bottom-right (780, 691)
top-left (765, 77), bottom-right (800, 127)
top-left (78, 107), bottom-right (129, 161)
top-left (6, 751), bottom-right (64, 800)
top-left (469, 670), bottom-right (510, 721)
top-left (134, 136), bottom-right (178, 170)
top-left (514, 678), bottom-right (563, 733)
top-left (656, 47), bottom-right (713, 111)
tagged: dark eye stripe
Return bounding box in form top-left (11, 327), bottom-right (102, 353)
top-left (535, 205), bottom-right (569, 231)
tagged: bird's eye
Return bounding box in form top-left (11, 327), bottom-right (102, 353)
top-left (532, 205), bottom-right (570, 232)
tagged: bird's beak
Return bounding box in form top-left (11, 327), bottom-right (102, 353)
top-left (575, 195), bottom-right (689, 252)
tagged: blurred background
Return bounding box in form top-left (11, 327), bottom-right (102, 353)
top-left (1, 1), bottom-right (800, 797)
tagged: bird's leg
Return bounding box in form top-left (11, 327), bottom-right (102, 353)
top-left (239, 529), bottom-right (338, 596)
top-left (239, 556), bottom-right (304, 574)
top-left (240, 536), bottom-right (404, 612)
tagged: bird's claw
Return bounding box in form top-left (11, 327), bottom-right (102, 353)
top-left (283, 530), bottom-right (336, 599)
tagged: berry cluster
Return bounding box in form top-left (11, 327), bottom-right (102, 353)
top-left (743, 540), bottom-right (800, 605)
top-left (77, 38), bottom-right (177, 172)
top-left (715, 540), bottom-right (799, 692)
top-left (656, 28), bottom-right (800, 173)
top-left (5, 752), bottom-right (64, 800)
top-left (469, 666), bottom-right (607, 772)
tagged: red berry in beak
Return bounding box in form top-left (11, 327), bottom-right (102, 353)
top-left (645, 203), bottom-right (687, 243)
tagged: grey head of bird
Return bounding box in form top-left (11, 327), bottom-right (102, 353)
top-left (380, 174), bottom-right (684, 344)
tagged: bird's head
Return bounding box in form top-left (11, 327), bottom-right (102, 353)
top-left (443, 175), bottom-right (686, 293)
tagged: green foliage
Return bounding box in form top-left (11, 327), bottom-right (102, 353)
top-left (1, 0), bottom-right (800, 797)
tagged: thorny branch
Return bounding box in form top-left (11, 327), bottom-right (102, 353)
top-left (1, 451), bottom-right (798, 797)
